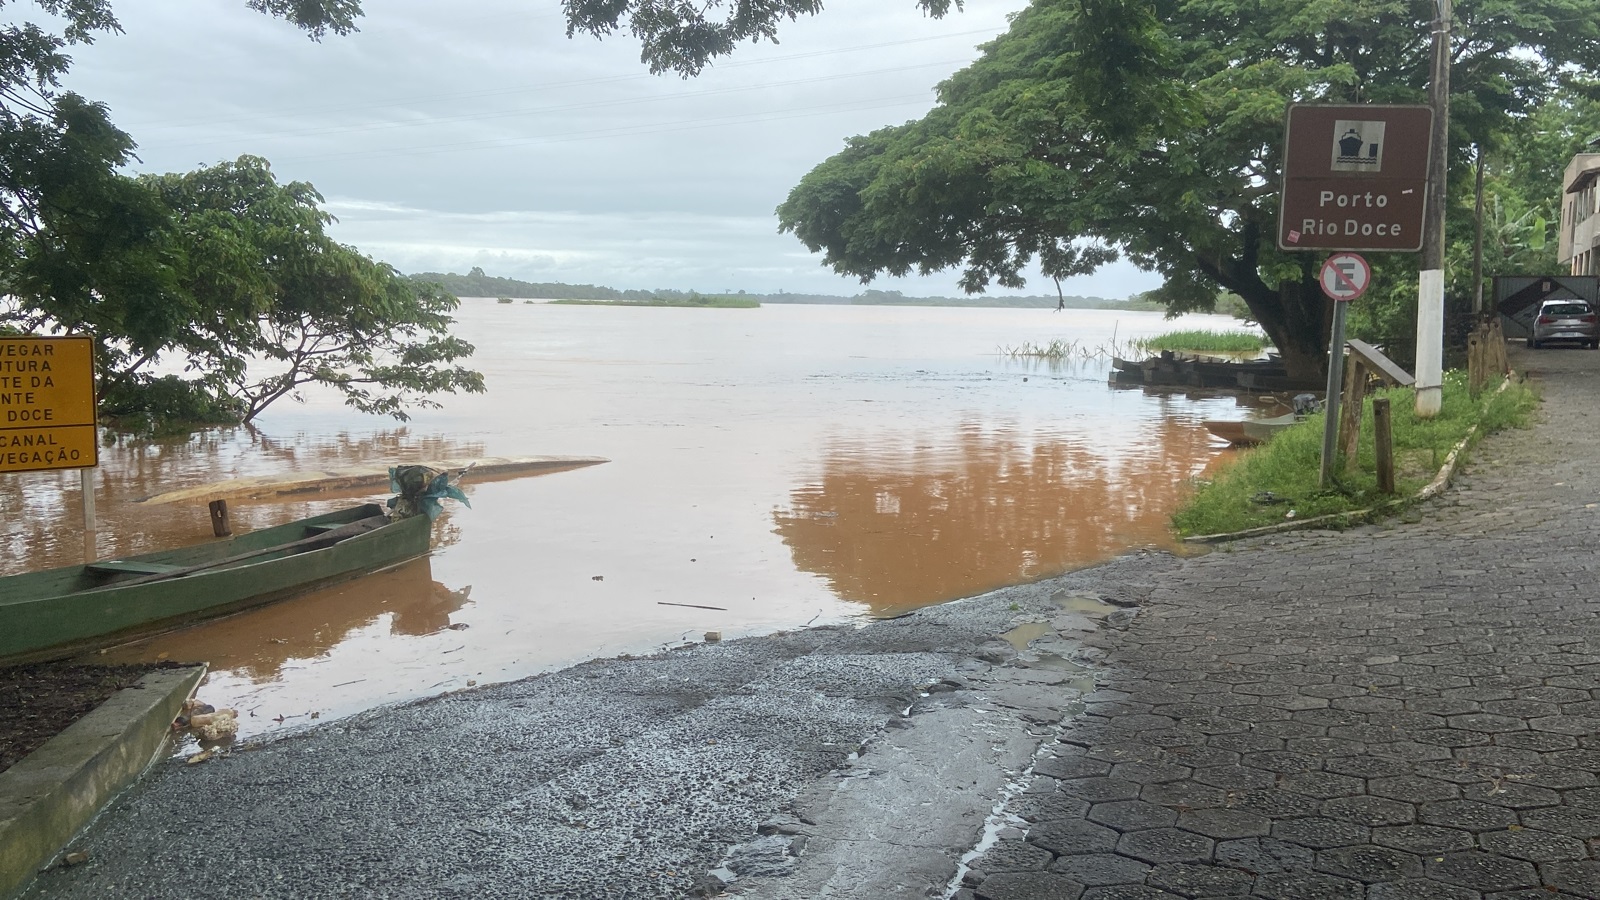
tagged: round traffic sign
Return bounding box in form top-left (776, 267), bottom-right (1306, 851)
top-left (1319, 252), bottom-right (1371, 302)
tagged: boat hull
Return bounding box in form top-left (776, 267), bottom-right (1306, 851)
top-left (0, 505), bottom-right (432, 664)
top-left (1204, 413), bottom-right (1301, 446)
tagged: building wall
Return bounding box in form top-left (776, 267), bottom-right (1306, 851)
top-left (1560, 153), bottom-right (1600, 276)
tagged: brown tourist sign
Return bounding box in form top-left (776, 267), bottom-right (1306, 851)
top-left (0, 335), bottom-right (97, 474)
top-left (1278, 104), bottom-right (1433, 253)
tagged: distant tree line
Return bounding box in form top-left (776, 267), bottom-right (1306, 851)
top-left (409, 268), bottom-right (659, 302)
top-left (408, 272), bottom-right (1168, 311)
top-left (762, 288), bottom-right (1144, 309)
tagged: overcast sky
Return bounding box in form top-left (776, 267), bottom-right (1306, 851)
top-left (57, 0), bottom-right (1160, 298)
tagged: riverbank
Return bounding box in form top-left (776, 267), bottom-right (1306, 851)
top-left (1175, 369), bottom-right (1536, 536)
top-left (21, 572), bottom-right (1123, 899)
top-left (15, 304), bottom-right (1236, 739)
top-left (24, 346), bottom-right (1598, 900)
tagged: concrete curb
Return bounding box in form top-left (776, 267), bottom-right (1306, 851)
top-left (0, 664), bottom-right (206, 899)
top-left (1183, 374), bottom-right (1517, 544)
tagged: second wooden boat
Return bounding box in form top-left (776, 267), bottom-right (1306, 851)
top-left (1203, 412), bottom-right (1301, 446)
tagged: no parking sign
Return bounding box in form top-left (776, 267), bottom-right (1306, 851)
top-left (1319, 252), bottom-right (1371, 303)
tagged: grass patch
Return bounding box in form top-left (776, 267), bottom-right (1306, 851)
top-left (1129, 329), bottom-right (1269, 354)
top-left (1174, 371), bottom-right (1536, 537)
top-left (1000, 339), bottom-right (1083, 359)
top-left (998, 337), bottom-right (1136, 360)
top-left (999, 328), bottom-right (1266, 361)
top-left (550, 292), bottom-right (758, 309)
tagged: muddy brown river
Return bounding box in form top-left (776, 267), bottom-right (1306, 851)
top-left (3, 301), bottom-right (1259, 736)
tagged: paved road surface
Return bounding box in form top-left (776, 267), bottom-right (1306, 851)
top-left (952, 346), bottom-right (1600, 900)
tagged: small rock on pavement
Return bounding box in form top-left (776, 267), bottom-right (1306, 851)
top-left (756, 818), bottom-right (804, 836)
top-left (687, 873), bottom-right (726, 897)
top-left (62, 851), bottom-right (90, 867)
top-left (976, 640), bottom-right (1015, 663)
top-left (725, 834), bottom-right (798, 877)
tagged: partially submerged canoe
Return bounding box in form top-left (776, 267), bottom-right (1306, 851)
top-left (0, 504), bottom-right (431, 664)
top-left (1203, 413), bottom-right (1301, 446)
top-left (137, 455), bottom-right (607, 505)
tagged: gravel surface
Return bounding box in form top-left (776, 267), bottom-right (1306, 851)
top-left (23, 571), bottom-right (1108, 899)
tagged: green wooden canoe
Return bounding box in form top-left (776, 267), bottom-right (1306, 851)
top-left (0, 504), bottom-right (432, 665)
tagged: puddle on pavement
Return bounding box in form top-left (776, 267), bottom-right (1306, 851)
top-left (1000, 621), bottom-right (1053, 652)
top-left (1031, 653), bottom-right (1098, 694)
top-left (1051, 592), bottom-right (1115, 616)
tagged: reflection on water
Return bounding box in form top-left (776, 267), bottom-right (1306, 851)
top-left (3, 303), bottom-right (1255, 736)
top-left (96, 557), bottom-right (469, 682)
top-left (774, 417), bottom-right (1215, 614)
top-left (0, 427), bottom-right (485, 574)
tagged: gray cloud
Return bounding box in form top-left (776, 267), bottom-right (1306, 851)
top-left (57, 0), bottom-right (1160, 298)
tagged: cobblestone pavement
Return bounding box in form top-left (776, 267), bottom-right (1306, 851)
top-left (961, 348), bottom-right (1600, 900)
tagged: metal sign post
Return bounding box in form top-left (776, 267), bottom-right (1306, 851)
top-left (1318, 253), bottom-right (1372, 486)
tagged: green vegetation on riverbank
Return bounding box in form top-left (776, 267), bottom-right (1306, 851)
top-left (999, 326), bottom-right (1268, 361)
top-left (1130, 329), bottom-right (1269, 354)
top-left (550, 293), bottom-right (759, 309)
top-left (1174, 372), bottom-right (1536, 537)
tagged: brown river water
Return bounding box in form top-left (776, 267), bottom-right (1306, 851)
top-left (3, 301), bottom-right (1264, 737)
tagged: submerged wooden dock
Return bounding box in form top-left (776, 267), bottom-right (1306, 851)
top-left (1109, 352), bottom-right (1321, 392)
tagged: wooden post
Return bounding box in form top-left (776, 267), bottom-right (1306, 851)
top-left (209, 499), bottom-right (232, 537)
top-left (1373, 398), bottom-right (1396, 495)
top-left (1339, 359), bottom-right (1367, 475)
top-left (1488, 316), bottom-right (1509, 374)
top-left (80, 467), bottom-right (97, 564)
top-left (1467, 322), bottom-right (1487, 397)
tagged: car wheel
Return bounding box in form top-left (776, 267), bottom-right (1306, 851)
top-left (1529, 339), bottom-right (1540, 349)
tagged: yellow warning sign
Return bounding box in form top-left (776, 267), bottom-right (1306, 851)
top-left (0, 336), bottom-right (97, 473)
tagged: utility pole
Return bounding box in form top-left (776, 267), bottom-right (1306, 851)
top-left (1472, 145), bottom-right (1486, 316)
top-left (1415, 0), bottom-right (1451, 417)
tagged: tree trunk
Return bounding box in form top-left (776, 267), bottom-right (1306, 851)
top-left (1237, 275), bottom-right (1329, 387)
top-left (1194, 223), bottom-right (1328, 388)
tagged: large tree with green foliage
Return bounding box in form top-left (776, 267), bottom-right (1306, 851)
top-left (4, 155), bottom-right (486, 428)
top-left (760, 0), bottom-right (1600, 382)
top-left (143, 157), bottom-right (484, 425)
top-left (1, 1), bottom-right (490, 430)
